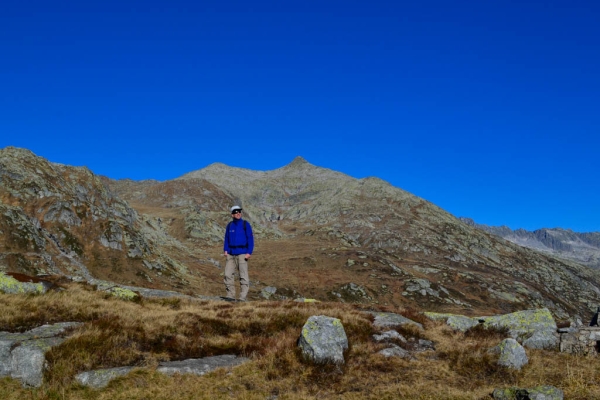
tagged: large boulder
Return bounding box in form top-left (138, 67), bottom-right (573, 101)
top-left (483, 308), bottom-right (558, 349)
top-left (0, 322), bottom-right (82, 387)
top-left (298, 315), bottom-right (348, 364)
top-left (490, 338), bottom-right (528, 370)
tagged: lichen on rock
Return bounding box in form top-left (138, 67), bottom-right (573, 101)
top-left (0, 272), bottom-right (45, 294)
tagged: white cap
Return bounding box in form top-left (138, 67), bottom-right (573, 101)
top-left (230, 206), bottom-right (242, 213)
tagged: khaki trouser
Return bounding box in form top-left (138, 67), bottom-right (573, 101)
top-left (224, 254), bottom-right (249, 300)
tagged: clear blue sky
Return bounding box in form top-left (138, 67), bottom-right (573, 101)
top-left (1, 0), bottom-right (598, 232)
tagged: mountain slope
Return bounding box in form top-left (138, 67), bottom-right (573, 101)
top-left (2, 147), bottom-right (600, 321)
top-left (0, 147), bottom-right (205, 290)
top-left (138, 155), bottom-right (600, 319)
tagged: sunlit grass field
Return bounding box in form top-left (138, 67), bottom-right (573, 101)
top-left (2, 283), bottom-right (600, 399)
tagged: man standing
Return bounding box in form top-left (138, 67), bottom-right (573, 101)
top-left (223, 206), bottom-right (254, 301)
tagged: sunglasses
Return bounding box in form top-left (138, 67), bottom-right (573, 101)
top-left (231, 210), bottom-right (242, 214)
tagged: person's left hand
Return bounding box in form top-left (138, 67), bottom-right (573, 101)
top-left (245, 254), bottom-right (251, 259)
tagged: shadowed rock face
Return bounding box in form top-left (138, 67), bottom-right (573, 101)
top-left (3, 146), bottom-right (600, 320)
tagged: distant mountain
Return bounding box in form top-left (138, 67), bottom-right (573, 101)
top-left (2, 146), bottom-right (600, 322)
top-left (459, 218), bottom-right (600, 269)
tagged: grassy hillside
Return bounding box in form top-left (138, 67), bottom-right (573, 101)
top-left (1, 285), bottom-right (600, 399)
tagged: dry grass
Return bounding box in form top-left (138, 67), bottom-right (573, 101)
top-left (2, 285), bottom-right (600, 399)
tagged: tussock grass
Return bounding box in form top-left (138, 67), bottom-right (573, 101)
top-left (2, 285), bottom-right (600, 399)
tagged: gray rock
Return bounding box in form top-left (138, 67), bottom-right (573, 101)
top-left (415, 339), bottom-right (435, 352)
top-left (483, 308), bottom-right (558, 349)
top-left (368, 312), bottom-right (424, 330)
top-left (0, 322), bottom-right (82, 387)
top-left (75, 366), bottom-right (136, 388)
top-left (0, 340), bottom-right (12, 376)
top-left (298, 315), bottom-right (348, 364)
top-left (378, 344), bottom-right (413, 359)
top-left (425, 312), bottom-right (480, 332)
top-left (10, 338), bottom-right (62, 387)
top-left (490, 338), bottom-right (528, 370)
top-left (373, 330), bottom-right (407, 343)
top-left (492, 385), bottom-right (564, 400)
top-left (447, 315), bottom-right (480, 332)
top-left (157, 355), bottom-right (249, 376)
top-left (76, 355), bottom-right (250, 388)
top-left (261, 286), bottom-right (277, 299)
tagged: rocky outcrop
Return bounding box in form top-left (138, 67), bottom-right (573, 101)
top-left (298, 315), bottom-right (348, 364)
top-left (483, 308), bottom-right (558, 349)
top-left (426, 309), bottom-right (559, 350)
top-left (0, 147), bottom-right (191, 288)
top-left (0, 322), bottom-right (82, 387)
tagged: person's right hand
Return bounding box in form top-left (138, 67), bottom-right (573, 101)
top-left (224, 251), bottom-right (228, 256)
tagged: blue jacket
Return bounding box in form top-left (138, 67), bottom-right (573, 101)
top-left (223, 219), bottom-right (254, 255)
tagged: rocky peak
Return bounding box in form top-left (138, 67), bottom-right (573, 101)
top-left (285, 156), bottom-right (310, 168)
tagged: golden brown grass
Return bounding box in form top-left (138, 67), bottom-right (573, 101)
top-left (2, 285), bottom-right (600, 399)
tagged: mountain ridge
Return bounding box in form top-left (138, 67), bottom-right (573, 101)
top-left (460, 217), bottom-right (600, 269)
top-left (2, 146), bottom-right (600, 321)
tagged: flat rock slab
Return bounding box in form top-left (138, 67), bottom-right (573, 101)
top-left (88, 279), bottom-right (196, 299)
top-left (157, 355), bottom-right (249, 376)
top-left (75, 355), bottom-right (250, 389)
top-left (0, 322), bottom-right (82, 387)
top-left (368, 312), bottom-right (423, 330)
